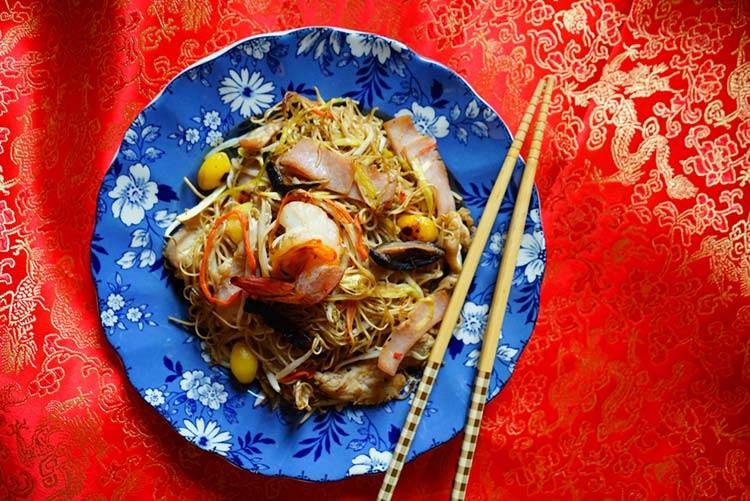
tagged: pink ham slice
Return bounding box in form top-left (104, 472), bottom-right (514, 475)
top-left (383, 114), bottom-right (419, 154)
top-left (347, 165), bottom-right (398, 206)
top-left (278, 137), bottom-right (354, 194)
top-left (383, 115), bottom-right (456, 214)
top-left (378, 290), bottom-right (450, 376)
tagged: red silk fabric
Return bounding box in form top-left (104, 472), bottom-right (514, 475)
top-left (2, 1), bottom-right (750, 499)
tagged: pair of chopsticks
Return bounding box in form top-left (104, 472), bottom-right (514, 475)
top-left (377, 75), bottom-right (554, 501)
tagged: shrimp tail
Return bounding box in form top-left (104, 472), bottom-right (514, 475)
top-left (231, 276), bottom-right (296, 301)
top-left (231, 263), bottom-right (344, 306)
top-left (295, 263), bottom-right (346, 304)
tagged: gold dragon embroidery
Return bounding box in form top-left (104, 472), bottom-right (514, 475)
top-left (573, 46), bottom-right (698, 200)
top-left (0, 239), bottom-right (52, 374)
top-left (711, 32), bottom-right (750, 127)
top-left (8, 388), bottom-right (104, 500)
top-left (0, 2), bottom-right (42, 57)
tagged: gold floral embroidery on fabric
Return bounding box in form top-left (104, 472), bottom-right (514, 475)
top-left (1, 0), bottom-right (749, 498)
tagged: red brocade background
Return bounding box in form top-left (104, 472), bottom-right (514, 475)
top-left (2, 0), bottom-right (750, 499)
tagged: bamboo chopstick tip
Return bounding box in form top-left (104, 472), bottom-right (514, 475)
top-left (543, 75), bottom-right (555, 95)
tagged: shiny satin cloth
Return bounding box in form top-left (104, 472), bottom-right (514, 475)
top-left (2, 1), bottom-right (750, 499)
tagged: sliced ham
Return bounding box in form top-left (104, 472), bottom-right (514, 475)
top-left (401, 135), bottom-right (437, 159)
top-left (414, 147), bottom-right (455, 214)
top-left (347, 164), bottom-right (398, 206)
top-left (383, 114), bottom-right (420, 154)
top-left (384, 115), bottom-right (456, 215)
top-left (278, 137), bottom-right (354, 194)
top-left (378, 290), bottom-right (450, 376)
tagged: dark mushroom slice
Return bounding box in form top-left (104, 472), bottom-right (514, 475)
top-left (369, 241), bottom-right (445, 271)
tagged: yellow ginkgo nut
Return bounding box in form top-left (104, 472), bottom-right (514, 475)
top-left (197, 151), bottom-right (231, 191)
top-left (230, 341), bottom-right (258, 384)
top-left (396, 214), bottom-right (439, 242)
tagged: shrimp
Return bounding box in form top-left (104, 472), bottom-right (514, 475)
top-left (231, 196), bottom-right (345, 305)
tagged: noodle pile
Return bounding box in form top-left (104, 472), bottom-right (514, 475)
top-left (164, 91), bottom-right (473, 413)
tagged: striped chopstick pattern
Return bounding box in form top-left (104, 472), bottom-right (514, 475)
top-left (377, 360), bottom-right (441, 500)
top-left (451, 369), bottom-right (490, 500)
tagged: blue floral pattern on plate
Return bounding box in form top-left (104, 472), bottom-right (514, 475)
top-left (90, 27), bottom-right (545, 481)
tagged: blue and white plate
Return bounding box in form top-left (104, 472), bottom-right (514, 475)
top-left (91, 27), bottom-right (545, 481)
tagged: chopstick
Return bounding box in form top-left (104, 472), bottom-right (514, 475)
top-left (376, 76), bottom-right (552, 501)
top-left (450, 76), bottom-right (554, 501)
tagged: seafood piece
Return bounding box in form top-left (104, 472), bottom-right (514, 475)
top-left (383, 115), bottom-right (455, 214)
top-left (273, 201), bottom-right (341, 260)
top-left (211, 246), bottom-right (251, 303)
top-left (164, 222), bottom-right (201, 276)
top-left (164, 209), bottom-right (257, 331)
top-left (294, 382), bottom-right (315, 411)
top-left (232, 199), bottom-right (345, 305)
top-left (313, 361), bottom-right (407, 405)
top-left (438, 208), bottom-right (473, 273)
top-left (369, 240), bottom-right (445, 271)
top-left (278, 137), bottom-right (354, 194)
top-left (238, 122), bottom-right (282, 152)
top-left (378, 290), bottom-right (450, 376)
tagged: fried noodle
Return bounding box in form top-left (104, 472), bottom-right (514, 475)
top-left (164, 91), bottom-right (473, 412)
